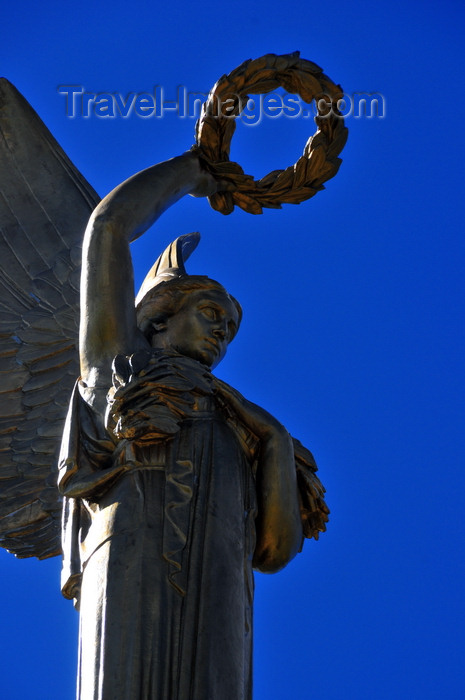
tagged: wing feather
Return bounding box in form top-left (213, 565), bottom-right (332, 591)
top-left (0, 78), bottom-right (100, 559)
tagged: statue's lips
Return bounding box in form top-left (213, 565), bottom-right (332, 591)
top-left (204, 336), bottom-right (221, 356)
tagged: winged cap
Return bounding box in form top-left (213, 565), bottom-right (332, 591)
top-left (135, 231), bottom-right (200, 307)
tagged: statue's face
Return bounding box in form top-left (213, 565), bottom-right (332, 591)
top-left (151, 288), bottom-right (240, 369)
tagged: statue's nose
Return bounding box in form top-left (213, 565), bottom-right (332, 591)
top-left (213, 325), bottom-right (226, 340)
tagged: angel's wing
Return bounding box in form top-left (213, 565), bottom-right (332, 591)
top-left (0, 79), bottom-right (99, 558)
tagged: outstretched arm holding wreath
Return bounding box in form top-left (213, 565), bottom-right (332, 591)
top-left (79, 150), bottom-right (216, 389)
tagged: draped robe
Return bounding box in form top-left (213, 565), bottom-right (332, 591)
top-left (59, 350), bottom-right (258, 700)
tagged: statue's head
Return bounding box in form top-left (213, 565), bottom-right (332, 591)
top-left (136, 276), bottom-right (241, 369)
top-left (135, 234), bottom-right (242, 369)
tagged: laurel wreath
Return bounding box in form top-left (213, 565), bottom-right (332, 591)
top-left (193, 51), bottom-right (348, 215)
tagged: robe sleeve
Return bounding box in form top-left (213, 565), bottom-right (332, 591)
top-left (58, 381), bottom-right (128, 603)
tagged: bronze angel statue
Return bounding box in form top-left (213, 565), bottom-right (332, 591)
top-left (0, 52), bottom-right (343, 700)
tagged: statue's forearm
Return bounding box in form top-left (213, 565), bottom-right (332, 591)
top-left (213, 378), bottom-right (302, 571)
top-left (80, 151), bottom-right (210, 382)
top-left (253, 429), bottom-right (302, 573)
top-left (89, 151), bottom-right (209, 243)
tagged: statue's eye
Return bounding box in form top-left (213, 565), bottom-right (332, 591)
top-left (200, 306), bottom-right (216, 320)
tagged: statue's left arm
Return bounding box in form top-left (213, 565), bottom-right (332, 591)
top-left (215, 381), bottom-right (302, 572)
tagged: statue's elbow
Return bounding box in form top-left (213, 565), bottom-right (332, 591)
top-left (253, 506), bottom-right (303, 573)
top-left (86, 207), bottom-right (119, 240)
top-left (252, 535), bottom-right (301, 574)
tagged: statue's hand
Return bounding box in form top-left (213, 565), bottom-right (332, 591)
top-left (189, 171), bottom-right (218, 198)
top-left (187, 149), bottom-right (234, 198)
top-left (214, 378), bottom-right (288, 442)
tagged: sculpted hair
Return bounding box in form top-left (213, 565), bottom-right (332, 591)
top-left (136, 275), bottom-right (242, 343)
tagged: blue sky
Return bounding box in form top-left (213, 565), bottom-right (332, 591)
top-left (1, 1), bottom-right (464, 698)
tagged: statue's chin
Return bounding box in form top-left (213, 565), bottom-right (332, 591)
top-left (169, 344), bottom-right (220, 370)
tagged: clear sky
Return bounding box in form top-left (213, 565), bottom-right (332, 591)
top-left (1, 1), bottom-right (464, 698)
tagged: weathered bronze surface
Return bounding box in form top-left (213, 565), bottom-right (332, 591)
top-left (0, 53), bottom-right (339, 699)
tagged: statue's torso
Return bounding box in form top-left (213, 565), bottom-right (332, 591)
top-left (62, 351), bottom-right (257, 700)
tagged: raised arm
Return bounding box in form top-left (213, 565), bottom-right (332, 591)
top-left (80, 151), bottom-right (214, 388)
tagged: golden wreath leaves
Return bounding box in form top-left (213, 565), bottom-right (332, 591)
top-left (193, 51), bottom-right (348, 215)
